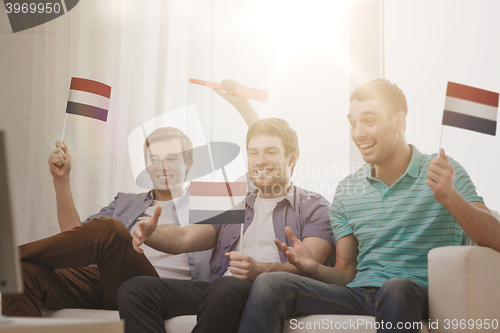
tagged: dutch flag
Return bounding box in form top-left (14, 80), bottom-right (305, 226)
top-left (66, 77), bottom-right (111, 122)
top-left (442, 82), bottom-right (498, 136)
top-left (189, 181), bottom-right (247, 225)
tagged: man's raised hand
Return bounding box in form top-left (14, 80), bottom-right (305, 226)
top-left (48, 140), bottom-right (71, 180)
top-left (274, 226), bottom-right (319, 276)
top-left (426, 148), bottom-right (457, 206)
top-left (133, 205), bottom-right (162, 254)
top-left (213, 79), bottom-right (250, 108)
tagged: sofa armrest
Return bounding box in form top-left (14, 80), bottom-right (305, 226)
top-left (428, 246), bottom-right (500, 333)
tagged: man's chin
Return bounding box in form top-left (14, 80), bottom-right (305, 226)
top-left (250, 176), bottom-right (273, 188)
top-left (154, 187), bottom-right (171, 193)
top-left (254, 181), bottom-right (288, 193)
top-left (359, 151), bottom-right (377, 164)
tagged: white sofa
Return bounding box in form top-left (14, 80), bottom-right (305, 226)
top-left (40, 244), bottom-right (500, 333)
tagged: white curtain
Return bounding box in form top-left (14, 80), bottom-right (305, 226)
top-left (384, 0), bottom-right (500, 209)
top-left (3, 0), bottom-right (214, 243)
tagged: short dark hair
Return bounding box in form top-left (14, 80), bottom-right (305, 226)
top-left (143, 127), bottom-right (193, 166)
top-left (246, 118), bottom-right (299, 174)
top-left (350, 78), bottom-right (408, 117)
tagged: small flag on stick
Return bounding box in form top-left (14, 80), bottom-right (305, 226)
top-left (66, 77), bottom-right (112, 122)
top-left (442, 82), bottom-right (498, 136)
top-left (190, 181), bottom-right (246, 225)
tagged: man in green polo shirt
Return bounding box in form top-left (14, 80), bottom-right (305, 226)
top-left (236, 78), bottom-right (500, 333)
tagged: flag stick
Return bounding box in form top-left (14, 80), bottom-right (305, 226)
top-left (206, 143), bottom-right (244, 253)
top-left (61, 113), bottom-right (68, 142)
top-left (438, 125), bottom-right (444, 152)
top-left (206, 142), bottom-right (216, 175)
top-left (221, 167), bottom-right (235, 208)
top-left (221, 165), bottom-right (242, 252)
top-left (240, 224), bottom-right (243, 253)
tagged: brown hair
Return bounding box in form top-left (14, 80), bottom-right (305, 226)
top-left (350, 78), bottom-right (408, 117)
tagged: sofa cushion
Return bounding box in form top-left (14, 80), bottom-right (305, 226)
top-left (42, 309), bottom-right (197, 332)
top-left (42, 309), bottom-right (428, 333)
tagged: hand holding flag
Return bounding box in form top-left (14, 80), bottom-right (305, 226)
top-left (426, 148), bottom-right (457, 206)
top-left (224, 251), bottom-right (268, 281)
top-left (133, 206), bottom-right (162, 254)
top-left (48, 140), bottom-right (71, 180)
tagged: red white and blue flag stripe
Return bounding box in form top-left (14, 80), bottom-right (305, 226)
top-left (443, 82), bottom-right (498, 136)
top-left (66, 77), bottom-right (111, 122)
top-left (190, 181), bottom-right (246, 224)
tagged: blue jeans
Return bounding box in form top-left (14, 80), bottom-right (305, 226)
top-left (237, 272), bottom-right (428, 333)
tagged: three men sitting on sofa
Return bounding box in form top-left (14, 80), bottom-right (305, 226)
top-left (4, 79), bottom-right (500, 333)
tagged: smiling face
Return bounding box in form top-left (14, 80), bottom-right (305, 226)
top-left (247, 134), bottom-right (296, 198)
top-left (348, 99), bottom-right (404, 168)
top-left (145, 138), bottom-right (191, 201)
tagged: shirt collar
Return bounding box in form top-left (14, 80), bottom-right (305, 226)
top-left (246, 183), bottom-right (296, 210)
top-left (146, 185), bottom-right (189, 202)
top-left (406, 144), bottom-right (423, 179)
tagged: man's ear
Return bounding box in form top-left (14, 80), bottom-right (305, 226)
top-left (184, 163), bottom-right (193, 179)
top-left (396, 112), bottom-right (406, 131)
top-left (288, 152), bottom-right (298, 168)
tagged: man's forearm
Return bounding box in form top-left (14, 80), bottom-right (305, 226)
top-left (263, 261), bottom-right (354, 285)
top-left (444, 190), bottom-right (500, 252)
top-left (308, 264), bottom-right (356, 286)
top-left (235, 100), bottom-right (260, 127)
top-left (144, 224), bottom-right (217, 254)
top-left (144, 224), bottom-right (186, 254)
top-left (53, 178), bottom-right (81, 232)
top-left (261, 261), bottom-right (305, 276)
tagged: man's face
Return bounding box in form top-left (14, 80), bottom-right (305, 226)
top-left (247, 134), bottom-right (294, 197)
top-left (348, 99), bottom-right (400, 166)
top-left (145, 138), bottom-right (191, 196)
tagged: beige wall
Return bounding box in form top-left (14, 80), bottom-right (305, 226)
top-left (0, 10), bottom-right (33, 242)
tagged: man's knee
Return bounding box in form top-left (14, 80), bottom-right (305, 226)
top-left (1, 262), bottom-right (48, 316)
top-left (117, 276), bottom-right (154, 307)
top-left (21, 261), bottom-right (52, 289)
top-left (204, 277), bottom-right (251, 306)
top-left (84, 217), bottom-right (130, 241)
top-left (378, 278), bottom-right (424, 304)
top-left (207, 276), bottom-right (247, 293)
top-left (251, 272), bottom-right (292, 298)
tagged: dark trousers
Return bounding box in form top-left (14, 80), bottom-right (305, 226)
top-left (117, 276), bottom-right (251, 333)
top-left (1, 217), bottom-right (158, 316)
top-left (193, 277), bottom-right (253, 333)
top-left (117, 276), bottom-right (210, 333)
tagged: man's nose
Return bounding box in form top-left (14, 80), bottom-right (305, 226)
top-left (352, 124), bottom-right (366, 140)
top-left (161, 159), bottom-right (168, 173)
top-left (252, 153), bottom-right (268, 166)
